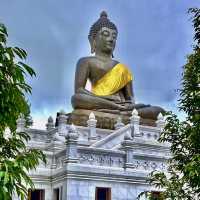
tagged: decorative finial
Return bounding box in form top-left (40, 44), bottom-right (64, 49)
top-left (48, 116), bottom-right (53, 123)
top-left (89, 112), bottom-right (95, 120)
top-left (60, 109), bottom-right (65, 115)
top-left (87, 112), bottom-right (97, 140)
top-left (132, 109), bottom-right (138, 116)
top-left (114, 116), bottom-right (124, 130)
top-left (89, 112), bottom-right (95, 119)
top-left (156, 113), bottom-right (165, 130)
top-left (100, 11), bottom-right (108, 18)
top-left (58, 111), bottom-right (67, 135)
top-left (130, 109), bottom-right (140, 137)
top-left (157, 112), bottom-right (164, 120)
top-left (66, 124), bottom-right (78, 140)
top-left (46, 116), bottom-right (54, 131)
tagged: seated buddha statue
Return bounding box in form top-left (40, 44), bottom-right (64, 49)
top-left (71, 11), bottom-right (164, 121)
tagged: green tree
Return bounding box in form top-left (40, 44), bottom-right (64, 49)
top-left (0, 23), bottom-right (46, 200)
top-left (140, 8), bottom-right (200, 200)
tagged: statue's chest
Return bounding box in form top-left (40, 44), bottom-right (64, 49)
top-left (89, 62), bottom-right (115, 83)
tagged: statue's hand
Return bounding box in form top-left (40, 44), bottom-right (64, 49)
top-left (76, 88), bottom-right (121, 102)
top-left (122, 103), bottom-right (151, 110)
top-left (124, 103), bottom-right (134, 110)
top-left (115, 101), bottom-right (134, 110)
top-left (101, 95), bottom-right (121, 102)
top-left (77, 88), bottom-right (95, 96)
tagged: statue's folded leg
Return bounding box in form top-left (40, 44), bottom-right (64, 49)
top-left (71, 93), bottom-right (124, 111)
top-left (137, 106), bottom-right (165, 120)
top-left (71, 94), bottom-right (165, 119)
top-left (96, 109), bottom-right (120, 114)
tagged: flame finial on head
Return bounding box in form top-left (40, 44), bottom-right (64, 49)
top-left (100, 11), bottom-right (108, 18)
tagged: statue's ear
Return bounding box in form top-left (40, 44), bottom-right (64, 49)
top-left (89, 37), bottom-right (95, 54)
top-left (91, 40), bottom-right (96, 54)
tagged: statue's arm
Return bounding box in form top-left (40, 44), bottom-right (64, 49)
top-left (124, 81), bottom-right (135, 104)
top-left (74, 58), bottom-right (94, 96)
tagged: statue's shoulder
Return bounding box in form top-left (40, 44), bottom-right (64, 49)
top-left (115, 61), bottom-right (130, 68)
top-left (112, 59), bottom-right (120, 65)
top-left (76, 56), bottom-right (95, 66)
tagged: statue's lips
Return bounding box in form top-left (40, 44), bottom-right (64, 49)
top-left (106, 42), bottom-right (114, 45)
top-left (105, 42), bottom-right (114, 48)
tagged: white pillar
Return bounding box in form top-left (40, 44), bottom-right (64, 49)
top-left (156, 112), bottom-right (165, 130)
top-left (65, 124), bottom-right (79, 163)
top-left (46, 116), bottom-right (54, 131)
top-left (58, 110), bottom-right (67, 136)
top-left (121, 134), bottom-right (133, 169)
top-left (129, 109), bottom-right (140, 137)
top-left (114, 116), bottom-right (125, 130)
top-left (87, 112), bottom-right (97, 140)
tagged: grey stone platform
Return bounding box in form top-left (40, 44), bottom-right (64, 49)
top-left (67, 109), bottom-right (156, 130)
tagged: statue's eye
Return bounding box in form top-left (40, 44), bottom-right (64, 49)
top-left (112, 33), bottom-right (117, 40)
top-left (102, 30), bottom-right (109, 37)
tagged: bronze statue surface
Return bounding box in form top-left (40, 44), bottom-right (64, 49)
top-left (69, 11), bottom-right (164, 129)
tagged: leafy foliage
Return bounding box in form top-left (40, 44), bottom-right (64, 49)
top-left (138, 190), bottom-right (165, 200)
top-left (0, 23), bottom-right (46, 200)
top-left (142, 8), bottom-right (200, 200)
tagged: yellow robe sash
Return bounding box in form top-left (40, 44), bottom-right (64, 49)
top-left (92, 63), bottom-right (133, 96)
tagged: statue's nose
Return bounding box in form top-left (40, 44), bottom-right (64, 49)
top-left (108, 37), bottom-right (114, 44)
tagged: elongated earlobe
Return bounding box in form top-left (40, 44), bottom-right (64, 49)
top-left (91, 40), bottom-right (96, 54)
top-left (89, 37), bottom-right (96, 54)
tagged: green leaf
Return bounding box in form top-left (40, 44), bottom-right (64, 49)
top-left (18, 62), bottom-right (36, 77)
top-left (0, 22), bottom-right (46, 199)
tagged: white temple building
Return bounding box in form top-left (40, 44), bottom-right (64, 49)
top-left (14, 110), bottom-right (169, 200)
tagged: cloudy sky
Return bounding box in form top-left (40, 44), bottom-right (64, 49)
top-left (1, 0), bottom-right (199, 129)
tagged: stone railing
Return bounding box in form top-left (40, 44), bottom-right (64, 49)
top-left (53, 142), bottom-right (168, 172)
top-left (27, 129), bottom-right (49, 142)
top-left (121, 138), bottom-right (169, 172)
top-left (139, 125), bottom-right (161, 141)
top-left (78, 147), bottom-right (125, 168)
top-left (130, 159), bottom-right (167, 172)
top-left (54, 123), bottom-right (170, 173)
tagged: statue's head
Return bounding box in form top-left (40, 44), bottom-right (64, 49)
top-left (88, 11), bottom-right (118, 55)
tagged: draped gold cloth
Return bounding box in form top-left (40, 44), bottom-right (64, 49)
top-left (92, 63), bottom-right (133, 96)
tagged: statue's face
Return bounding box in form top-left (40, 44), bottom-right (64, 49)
top-left (95, 27), bottom-right (117, 54)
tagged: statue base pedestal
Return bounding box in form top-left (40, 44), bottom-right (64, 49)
top-left (67, 109), bottom-right (156, 129)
